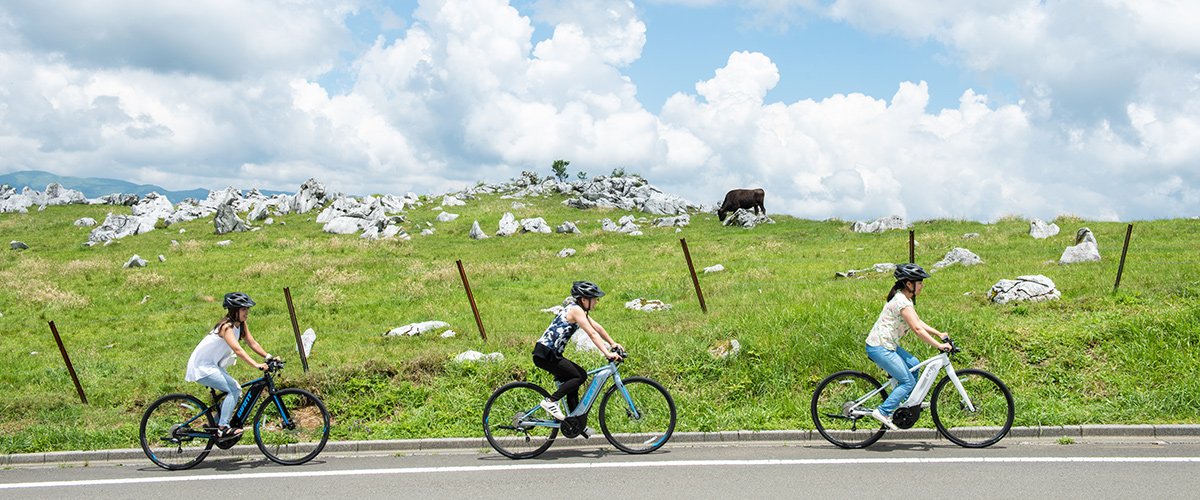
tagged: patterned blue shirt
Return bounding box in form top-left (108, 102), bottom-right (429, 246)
top-left (537, 304), bottom-right (582, 356)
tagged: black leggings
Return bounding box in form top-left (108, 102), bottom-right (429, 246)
top-left (532, 352), bottom-right (586, 412)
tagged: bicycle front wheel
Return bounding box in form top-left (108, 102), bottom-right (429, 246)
top-left (140, 393), bottom-right (215, 470)
top-left (598, 377), bottom-right (676, 454)
top-left (931, 369), bottom-right (1014, 448)
top-left (811, 371), bottom-right (888, 449)
top-left (253, 388), bottom-right (331, 465)
top-left (483, 382), bottom-right (558, 459)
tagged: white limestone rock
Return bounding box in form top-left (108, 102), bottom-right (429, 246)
top-left (625, 298), bottom-right (672, 312)
top-left (558, 248), bottom-right (576, 258)
top-left (851, 215), bottom-right (907, 233)
top-left (1060, 228), bottom-right (1101, 264)
top-left (469, 220), bottom-right (489, 240)
top-left (1029, 219), bottom-right (1060, 239)
top-left (932, 248), bottom-right (984, 270)
top-left (385, 321), bottom-right (451, 337)
top-left (703, 264), bottom-right (725, 273)
top-left (988, 275), bottom-right (1061, 304)
top-left (496, 212), bottom-right (519, 236)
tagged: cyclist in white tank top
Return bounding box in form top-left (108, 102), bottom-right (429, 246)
top-left (185, 292), bottom-right (275, 441)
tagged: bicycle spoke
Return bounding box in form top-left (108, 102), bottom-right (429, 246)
top-left (255, 389), bottom-right (330, 465)
top-left (811, 371), bottom-right (887, 449)
top-left (484, 383), bottom-right (557, 459)
top-left (599, 377), bottom-right (676, 454)
top-left (140, 394), bottom-right (214, 470)
top-left (932, 369), bottom-right (1014, 448)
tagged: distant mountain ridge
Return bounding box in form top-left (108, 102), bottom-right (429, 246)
top-left (0, 170), bottom-right (290, 201)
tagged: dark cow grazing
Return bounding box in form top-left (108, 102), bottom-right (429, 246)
top-left (717, 188), bottom-right (765, 221)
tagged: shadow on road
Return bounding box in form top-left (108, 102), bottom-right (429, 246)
top-left (475, 447), bottom-right (674, 462)
top-left (135, 458), bottom-right (328, 473)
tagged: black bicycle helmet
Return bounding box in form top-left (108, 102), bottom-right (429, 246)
top-left (894, 263), bottom-right (930, 282)
top-left (571, 281), bottom-right (606, 299)
top-left (223, 292), bottom-right (256, 309)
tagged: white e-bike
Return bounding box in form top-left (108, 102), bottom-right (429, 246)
top-left (811, 337), bottom-right (1014, 448)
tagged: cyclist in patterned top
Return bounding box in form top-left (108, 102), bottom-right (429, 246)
top-left (865, 264), bottom-right (952, 430)
top-left (533, 281), bottom-right (624, 435)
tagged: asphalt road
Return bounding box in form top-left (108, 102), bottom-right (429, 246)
top-left (3, 437), bottom-right (1199, 499)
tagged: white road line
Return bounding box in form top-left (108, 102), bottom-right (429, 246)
top-left (3, 457), bottom-right (1199, 490)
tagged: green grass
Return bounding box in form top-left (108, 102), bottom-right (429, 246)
top-left (1, 196), bottom-right (1198, 453)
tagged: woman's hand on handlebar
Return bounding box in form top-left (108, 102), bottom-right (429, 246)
top-left (610, 343), bottom-right (625, 354)
top-left (604, 349), bottom-right (623, 361)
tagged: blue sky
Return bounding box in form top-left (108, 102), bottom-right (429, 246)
top-left (0, 0), bottom-right (1197, 221)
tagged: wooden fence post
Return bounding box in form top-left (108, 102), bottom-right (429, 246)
top-left (680, 238), bottom-right (708, 314)
top-left (284, 287), bottom-right (309, 372)
top-left (456, 259), bottom-right (487, 341)
top-left (48, 321), bottom-right (87, 404)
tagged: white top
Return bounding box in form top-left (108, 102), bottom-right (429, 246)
top-left (865, 294), bottom-right (913, 350)
top-left (185, 325), bottom-right (240, 382)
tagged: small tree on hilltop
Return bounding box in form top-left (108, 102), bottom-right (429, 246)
top-left (551, 159), bottom-right (570, 182)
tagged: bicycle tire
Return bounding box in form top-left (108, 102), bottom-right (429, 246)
top-left (598, 376), bottom-right (677, 454)
top-left (811, 370), bottom-right (888, 449)
top-left (483, 381), bottom-right (558, 459)
top-left (140, 393), bottom-right (215, 470)
top-left (253, 388), bottom-right (331, 465)
top-left (931, 368), bottom-right (1014, 448)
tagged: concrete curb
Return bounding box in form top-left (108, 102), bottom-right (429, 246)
top-left (4, 425), bottom-right (1199, 466)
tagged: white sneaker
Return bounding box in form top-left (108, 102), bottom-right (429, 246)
top-left (871, 409), bottom-right (899, 431)
top-left (540, 399), bottom-right (566, 420)
top-left (579, 426), bottom-right (594, 439)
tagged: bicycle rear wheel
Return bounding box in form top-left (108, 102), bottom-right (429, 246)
top-left (140, 393), bottom-right (215, 470)
top-left (254, 388), bottom-right (331, 465)
top-left (811, 370), bottom-right (888, 449)
top-left (931, 369), bottom-right (1014, 448)
top-left (598, 377), bottom-right (676, 454)
top-left (483, 382), bottom-right (558, 459)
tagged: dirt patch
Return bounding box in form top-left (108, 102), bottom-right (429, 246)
top-left (312, 285), bottom-right (343, 305)
top-left (243, 261), bottom-right (286, 278)
top-left (27, 282), bottom-right (89, 308)
top-left (126, 271), bottom-right (167, 287)
top-left (313, 267), bottom-right (365, 285)
top-left (63, 259), bottom-right (107, 274)
top-left (400, 353), bottom-right (447, 384)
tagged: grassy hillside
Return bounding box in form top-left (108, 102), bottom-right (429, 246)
top-left (1, 193), bottom-right (1198, 453)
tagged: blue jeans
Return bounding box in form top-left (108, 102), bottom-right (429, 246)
top-left (866, 345), bottom-right (920, 416)
top-left (196, 370), bottom-right (241, 427)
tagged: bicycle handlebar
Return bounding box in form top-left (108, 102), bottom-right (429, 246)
top-left (610, 346), bottom-right (628, 362)
top-left (942, 336), bottom-right (962, 354)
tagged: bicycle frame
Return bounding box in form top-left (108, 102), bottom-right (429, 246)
top-left (178, 370), bottom-right (291, 437)
top-left (848, 352), bottom-right (977, 417)
top-left (524, 361), bottom-right (638, 429)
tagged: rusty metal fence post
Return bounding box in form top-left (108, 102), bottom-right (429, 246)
top-left (284, 287), bottom-right (309, 372)
top-left (456, 259), bottom-right (487, 341)
top-left (909, 229), bottom-right (915, 264)
top-left (680, 238), bottom-right (708, 314)
top-left (48, 321), bottom-right (87, 404)
top-left (1113, 223), bottom-right (1134, 293)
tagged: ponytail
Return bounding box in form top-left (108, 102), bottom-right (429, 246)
top-left (886, 280), bottom-right (919, 305)
top-left (885, 280), bottom-right (904, 302)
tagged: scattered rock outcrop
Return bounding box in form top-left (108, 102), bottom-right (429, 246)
top-left (384, 321), bottom-right (450, 337)
top-left (988, 275), bottom-right (1061, 304)
top-left (1059, 228), bottom-right (1100, 264)
top-left (932, 248), bottom-right (984, 270)
top-left (723, 208), bottom-right (774, 228)
top-left (1029, 219), bottom-right (1060, 239)
top-left (851, 215), bottom-right (907, 233)
top-left (625, 298), bottom-right (672, 311)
